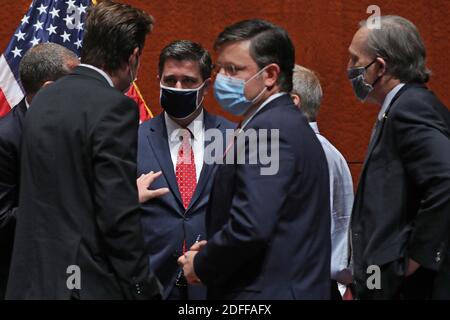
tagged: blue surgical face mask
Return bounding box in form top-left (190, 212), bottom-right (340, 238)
top-left (213, 66), bottom-right (268, 116)
top-left (160, 81), bottom-right (206, 119)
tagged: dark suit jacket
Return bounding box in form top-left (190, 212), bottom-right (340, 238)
top-left (0, 100), bottom-right (27, 298)
top-left (137, 111), bottom-right (234, 299)
top-left (351, 83), bottom-right (450, 299)
top-left (194, 94), bottom-right (331, 299)
top-left (5, 66), bottom-right (161, 300)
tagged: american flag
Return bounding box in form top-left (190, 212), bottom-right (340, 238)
top-left (0, 0), bottom-right (153, 121)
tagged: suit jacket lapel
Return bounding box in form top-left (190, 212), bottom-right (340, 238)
top-left (360, 83), bottom-right (418, 175)
top-left (147, 114), bottom-right (184, 209)
top-left (186, 111), bottom-right (221, 212)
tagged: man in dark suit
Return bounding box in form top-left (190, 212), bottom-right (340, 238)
top-left (178, 20), bottom-right (331, 299)
top-left (347, 15), bottom-right (450, 299)
top-left (6, 1), bottom-right (161, 299)
top-left (0, 43), bottom-right (79, 299)
top-left (138, 40), bottom-right (234, 300)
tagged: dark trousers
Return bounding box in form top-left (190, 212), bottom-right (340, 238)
top-left (353, 260), bottom-right (436, 300)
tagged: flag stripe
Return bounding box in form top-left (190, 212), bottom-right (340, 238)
top-left (0, 54), bottom-right (24, 111)
top-left (0, 89), bottom-right (12, 117)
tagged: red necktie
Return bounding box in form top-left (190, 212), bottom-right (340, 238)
top-left (175, 129), bottom-right (197, 209)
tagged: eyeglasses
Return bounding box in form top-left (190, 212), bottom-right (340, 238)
top-left (212, 63), bottom-right (246, 76)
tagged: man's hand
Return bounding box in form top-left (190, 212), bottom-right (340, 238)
top-left (405, 258), bottom-right (421, 277)
top-left (190, 240), bottom-right (207, 251)
top-left (178, 251), bottom-right (201, 284)
top-left (137, 171), bottom-right (169, 203)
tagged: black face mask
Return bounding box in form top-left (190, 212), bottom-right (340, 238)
top-left (159, 82), bottom-right (206, 119)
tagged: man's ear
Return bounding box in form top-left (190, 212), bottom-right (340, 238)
top-left (291, 93), bottom-right (301, 108)
top-left (123, 47), bottom-right (140, 74)
top-left (130, 47), bottom-right (140, 65)
top-left (264, 63), bottom-right (280, 88)
top-left (42, 81), bottom-right (54, 88)
top-left (376, 57), bottom-right (386, 77)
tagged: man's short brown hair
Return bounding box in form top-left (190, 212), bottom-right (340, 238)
top-left (81, 0), bottom-right (154, 73)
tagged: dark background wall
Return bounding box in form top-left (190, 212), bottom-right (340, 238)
top-left (1, 0), bottom-right (449, 185)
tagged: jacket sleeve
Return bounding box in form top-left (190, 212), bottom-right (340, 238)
top-left (392, 98), bottom-right (450, 271)
top-left (92, 96), bottom-right (161, 299)
top-left (0, 136), bottom-right (18, 229)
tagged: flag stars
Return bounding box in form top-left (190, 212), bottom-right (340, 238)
top-left (37, 4), bottom-right (48, 15)
top-left (11, 47), bottom-right (22, 58)
top-left (30, 37), bottom-right (40, 47)
top-left (47, 24), bottom-right (58, 35)
top-left (15, 30), bottom-right (26, 41)
top-left (21, 15), bottom-right (30, 25)
top-left (78, 4), bottom-right (87, 14)
top-left (76, 22), bottom-right (84, 31)
top-left (33, 20), bottom-right (44, 31)
top-left (74, 39), bottom-right (83, 49)
top-left (63, 15), bottom-right (74, 27)
top-left (66, 0), bottom-right (76, 9)
top-left (49, 8), bottom-right (60, 19)
top-left (60, 31), bottom-right (71, 43)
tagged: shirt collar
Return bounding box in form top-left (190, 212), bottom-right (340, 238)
top-left (379, 83), bottom-right (405, 120)
top-left (164, 109), bottom-right (204, 141)
top-left (241, 92), bottom-right (287, 129)
top-left (79, 64), bottom-right (114, 87)
top-left (309, 122), bottom-right (319, 134)
top-left (25, 98), bottom-right (30, 109)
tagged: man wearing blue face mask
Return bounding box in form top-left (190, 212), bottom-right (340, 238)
top-left (348, 16), bottom-right (450, 300)
top-left (137, 40), bottom-right (234, 300)
top-left (178, 20), bottom-right (331, 299)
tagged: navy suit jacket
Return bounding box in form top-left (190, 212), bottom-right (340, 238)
top-left (194, 94), bottom-right (332, 299)
top-left (0, 99), bottom-right (27, 298)
top-left (137, 110), bottom-right (235, 299)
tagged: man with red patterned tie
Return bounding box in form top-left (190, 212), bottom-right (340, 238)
top-left (137, 40), bottom-right (234, 300)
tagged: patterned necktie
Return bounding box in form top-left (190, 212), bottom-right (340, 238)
top-left (175, 128), bottom-right (197, 209)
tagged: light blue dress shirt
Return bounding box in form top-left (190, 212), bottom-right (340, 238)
top-left (310, 122), bottom-right (354, 295)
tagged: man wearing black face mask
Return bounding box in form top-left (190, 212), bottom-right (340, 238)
top-left (348, 15), bottom-right (450, 300)
top-left (137, 40), bottom-right (234, 300)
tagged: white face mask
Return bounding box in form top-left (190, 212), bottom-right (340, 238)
top-left (122, 56), bottom-right (139, 94)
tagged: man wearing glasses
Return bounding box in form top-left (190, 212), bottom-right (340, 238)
top-left (179, 20), bottom-right (332, 299)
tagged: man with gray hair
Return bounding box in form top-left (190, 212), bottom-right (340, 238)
top-left (291, 65), bottom-right (354, 300)
top-left (0, 42), bottom-right (79, 299)
top-left (347, 15), bottom-right (450, 299)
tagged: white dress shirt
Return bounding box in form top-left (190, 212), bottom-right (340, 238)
top-left (165, 110), bottom-right (204, 182)
top-left (79, 64), bottom-right (114, 87)
top-left (310, 122), bottom-right (354, 296)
